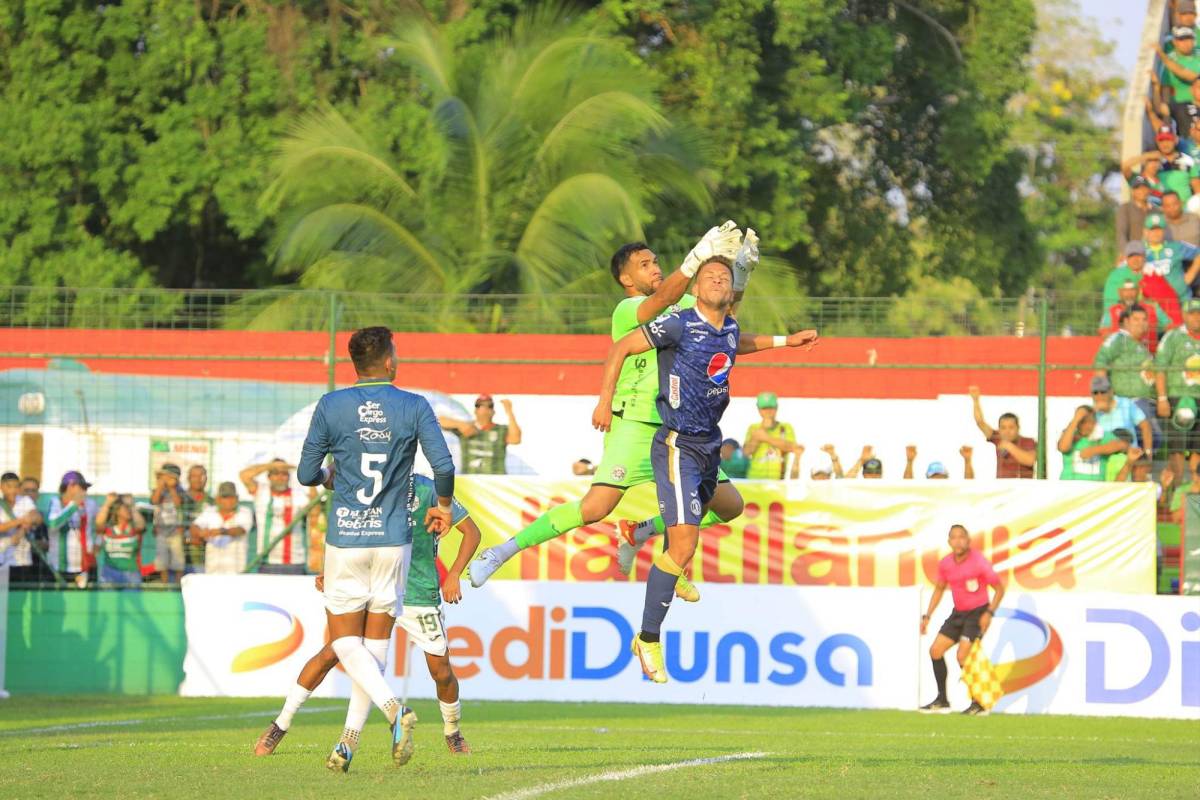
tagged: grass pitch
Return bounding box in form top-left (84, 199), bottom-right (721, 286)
top-left (2, 695), bottom-right (1197, 799)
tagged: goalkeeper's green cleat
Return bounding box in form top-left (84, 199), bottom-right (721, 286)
top-left (632, 634), bottom-right (668, 684)
top-left (674, 574), bottom-right (700, 603)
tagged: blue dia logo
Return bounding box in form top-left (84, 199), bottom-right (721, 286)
top-left (1085, 609), bottom-right (1200, 706)
top-left (569, 607), bottom-right (872, 686)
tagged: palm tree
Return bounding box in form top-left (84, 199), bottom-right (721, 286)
top-left (238, 5), bottom-right (718, 333)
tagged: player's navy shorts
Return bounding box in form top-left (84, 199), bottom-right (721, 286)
top-left (938, 603), bottom-right (989, 642)
top-left (651, 428), bottom-right (721, 527)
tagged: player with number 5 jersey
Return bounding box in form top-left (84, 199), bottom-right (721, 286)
top-left (291, 326), bottom-right (455, 770)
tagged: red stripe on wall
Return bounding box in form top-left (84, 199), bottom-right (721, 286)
top-left (0, 329), bottom-right (1102, 399)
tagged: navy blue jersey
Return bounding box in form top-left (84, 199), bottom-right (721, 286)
top-left (641, 308), bottom-right (740, 437)
top-left (298, 379), bottom-right (454, 548)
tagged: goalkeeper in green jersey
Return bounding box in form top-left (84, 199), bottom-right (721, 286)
top-left (468, 222), bottom-right (759, 597)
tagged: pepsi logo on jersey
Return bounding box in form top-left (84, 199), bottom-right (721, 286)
top-left (707, 352), bottom-right (732, 385)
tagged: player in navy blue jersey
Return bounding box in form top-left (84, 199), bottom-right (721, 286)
top-left (257, 326), bottom-right (455, 769)
top-left (592, 257), bottom-right (819, 683)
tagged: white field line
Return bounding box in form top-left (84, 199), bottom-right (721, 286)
top-left (478, 723), bottom-right (1198, 747)
top-left (480, 751), bottom-right (768, 800)
top-left (0, 704), bottom-right (345, 736)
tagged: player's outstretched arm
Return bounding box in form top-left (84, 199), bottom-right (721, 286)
top-left (636, 221), bottom-right (743, 324)
top-left (442, 517), bottom-right (482, 604)
top-left (736, 329), bottom-right (820, 355)
top-left (593, 329), bottom-right (655, 432)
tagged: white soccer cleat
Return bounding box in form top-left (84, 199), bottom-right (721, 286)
top-left (468, 546), bottom-right (505, 587)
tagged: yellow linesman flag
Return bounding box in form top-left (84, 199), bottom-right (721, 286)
top-left (960, 639), bottom-right (1004, 710)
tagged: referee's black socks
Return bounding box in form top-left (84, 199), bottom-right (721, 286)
top-left (932, 656), bottom-right (948, 700)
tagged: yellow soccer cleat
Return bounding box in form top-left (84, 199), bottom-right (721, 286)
top-left (674, 574), bottom-right (700, 603)
top-left (632, 634), bottom-right (668, 684)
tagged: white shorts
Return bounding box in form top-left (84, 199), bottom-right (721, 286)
top-left (396, 605), bottom-right (448, 656)
top-left (322, 543), bottom-right (408, 617)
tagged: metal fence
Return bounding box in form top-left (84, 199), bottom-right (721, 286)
top-left (0, 286), bottom-right (1111, 337)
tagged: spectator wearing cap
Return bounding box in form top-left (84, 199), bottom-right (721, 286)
top-left (45, 470), bottom-right (98, 587)
top-left (181, 464), bottom-right (214, 575)
top-left (744, 392), bottom-right (800, 479)
top-left (1058, 406), bottom-right (1129, 481)
top-left (1168, 1), bottom-right (1199, 49)
top-left (191, 482), bottom-right (253, 575)
top-left (1091, 375), bottom-right (1156, 455)
top-left (1100, 277), bottom-right (1167, 353)
top-left (1164, 190), bottom-right (1200, 245)
top-left (718, 439), bottom-right (750, 479)
top-left (1155, 297), bottom-right (1200, 470)
top-left (902, 446), bottom-right (950, 480)
top-left (1141, 212), bottom-right (1200, 325)
top-left (1116, 177), bottom-right (1156, 259)
top-left (95, 492), bottom-right (146, 586)
top-left (151, 462), bottom-right (186, 584)
top-left (810, 445), bottom-right (845, 480)
top-left (1144, 126), bottom-right (1200, 205)
top-left (0, 471), bottom-right (40, 576)
top-left (1103, 241), bottom-right (1149, 309)
top-left (439, 394), bottom-right (522, 474)
top-left (239, 458), bottom-right (309, 575)
top-left (1094, 306), bottom-right (1158, 423)
top-left (1158, 29), bottom-right (1200, 141)
top-left (968, 386), bottom-right (1037, 478)
top-left (847, 446), bottom-right (883, 479)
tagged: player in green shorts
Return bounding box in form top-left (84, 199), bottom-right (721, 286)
top-left (468, 222), bottom-right (758, 596)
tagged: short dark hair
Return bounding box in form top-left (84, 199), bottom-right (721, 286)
top-left (948, 523), bottom-right (968, 536)
top-left (1, 472), bottom-right (18, 483)
top-left (348, 326), bottom-right (394, 373)
top-left (698, 255), bottom-right (734, 278)
top-left (1077, 404), bottom-right (1095, 417)
top-left (21, 476), bottom-right (39, 487)
top-left (999, 412), bottom-right (1019, 427)
top-left (1119, 304), bottom-right (1147, 325)
top-left (1164, 190), bottom-right (1182, 200)
top-left (609, 242), bottom-right (650, 287)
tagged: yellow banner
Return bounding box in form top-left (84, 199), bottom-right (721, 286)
top-left (449, 478), bottom-right (1157, 594)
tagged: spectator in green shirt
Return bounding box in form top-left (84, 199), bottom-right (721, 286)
top-left (1094, 306), bottom-right (1157, 417)
top-left (1057, 406), bottom-right (1129, 481)
top-left (1155, 297), bottom-right (1200, 468)
top-left (744, 392), bottom-right (800, 479)
top-left (718, 438), bottom-right (750, 479)
top-left (1158, 28), bottom-right (1200, 135)
top-left (96, 492), bottom-right (146, 586)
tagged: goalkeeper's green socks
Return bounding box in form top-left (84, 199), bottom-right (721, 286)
top-left (487, 501), bottom-right (587, 562)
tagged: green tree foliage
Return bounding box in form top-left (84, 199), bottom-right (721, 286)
top-left (2, 0), bottom-right (1110, 327)
top-left (1008, 0), bottom-right (1125, 292)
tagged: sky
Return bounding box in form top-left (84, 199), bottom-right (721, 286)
top-left (1085, 0), bottom-right (1157, 80)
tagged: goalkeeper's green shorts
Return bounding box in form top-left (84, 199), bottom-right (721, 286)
top-left (592, 414), bottom-right (728, 489)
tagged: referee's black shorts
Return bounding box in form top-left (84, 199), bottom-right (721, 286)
top-left (938, 604), bottom-right (989, 642)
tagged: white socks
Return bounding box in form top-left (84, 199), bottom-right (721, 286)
top-left (493, 538), bottom-right (520, 561)
top-left (439, 700), bottom-right (461, 735)
top-left (274, 683), bottom-right (312, 731)
top-left (331, 636), bottom-right (399, 724)
top-left (342, 638), bottom-right (390, 742)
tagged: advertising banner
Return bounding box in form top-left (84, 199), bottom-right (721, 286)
top-left (454, 478), bottom-right (1156, 594)
top-left (921, 591), bottom-right (1200, 719)
top-left (180, 575), bottom-right (920, 709)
